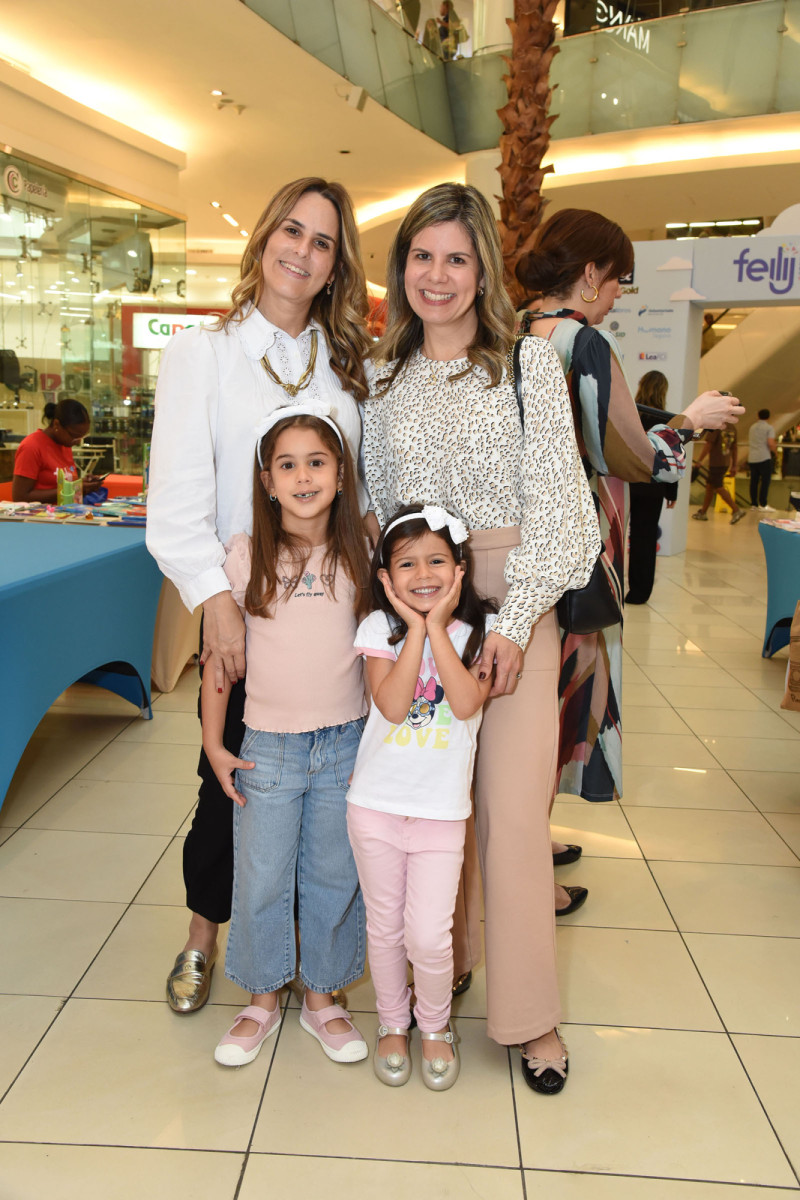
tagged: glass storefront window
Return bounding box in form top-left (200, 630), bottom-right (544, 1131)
top-left (0, 151), bottom-right (186, 478)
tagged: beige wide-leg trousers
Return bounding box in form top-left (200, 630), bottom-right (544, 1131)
top-left (457, 526), bottom-right (562, 1045)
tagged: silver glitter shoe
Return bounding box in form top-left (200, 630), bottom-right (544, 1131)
top-left (166, 945), bottom-right (218, 1013)
top-left (420, 1024), bottom-right (460, 1091)
top-left (373, 1025), bottom-right (411, 1087)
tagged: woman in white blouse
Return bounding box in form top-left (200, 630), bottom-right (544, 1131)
top-left (362, 183), bottom-right (600, 1094)
top-left (147, 177), bottom-right (372, 1017)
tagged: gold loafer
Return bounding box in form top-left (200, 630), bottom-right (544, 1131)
top-left (166, 945), bottom-right (218, 1013)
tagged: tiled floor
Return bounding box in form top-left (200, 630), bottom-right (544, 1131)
top-left (1, 513), bottom-right (798, 1198)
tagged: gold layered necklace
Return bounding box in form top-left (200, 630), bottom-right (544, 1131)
top-left (260, 330), bottom-right (318, 398)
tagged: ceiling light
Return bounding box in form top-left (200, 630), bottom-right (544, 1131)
top-left (160, 278), bottom-right (171, 284)
top-left (210, 89), bottom-right (224, 97)
top-left (600, 92), bottom-right (607, 99)
top-left (689, 221), bottom-right (714, 227)
top-left (715, 220), bottom-right (742, 226)
top-left (612, 97), bottom-right (618, 105)
top-left (665, 222), bottom-right (687, 229)
top-left (127, 249), bottom-right (138, 257)
top-left (222, 213), bottom-right (238, 227)
top-left (742, 219), bottom-right (762, 225)
top-left (240, 230), bottom-right (249, 237)
top-left (210, 201), bottom-right (221, 209)
top-left (186, 269), bottom-right (197, 275)
top-left (216, 277), bottom-right (228, 282)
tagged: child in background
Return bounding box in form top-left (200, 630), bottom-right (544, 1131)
top-left (346, 504), bottom-right (496, 1091)
top-left (202, 403), bottom-right (370, 1068)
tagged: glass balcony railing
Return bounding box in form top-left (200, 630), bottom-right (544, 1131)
top-left (244, 0), bottom-right (800, 153)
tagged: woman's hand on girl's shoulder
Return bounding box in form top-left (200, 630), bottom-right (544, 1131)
top-left (205, 744), bottom-right (254, 808)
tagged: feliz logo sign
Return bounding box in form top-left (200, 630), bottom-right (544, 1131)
top-left (733, 244), bottom-right (799, 296)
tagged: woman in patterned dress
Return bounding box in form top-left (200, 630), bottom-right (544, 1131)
top-left (362, 183), bottom-right (601, 1094)
top-left (517, 210), bottom-right (743, 905)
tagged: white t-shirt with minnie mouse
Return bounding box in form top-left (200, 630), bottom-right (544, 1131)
top-left (347, 609), bottom-right (495, 821)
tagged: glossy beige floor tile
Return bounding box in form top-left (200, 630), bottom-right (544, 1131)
top-left (622, 732), bottom-right (718, 769)
top-left (50, 683), bottom-right (143, 715)
top-left (0, 1145), bottom-right (244, 1200)
top-left (624, 807), bottom-right (799, 865)
top-left (0, 998), bottom-right (274, 1149)
top-left (24, 778), bottom-right (197, 836)
top-left (134, 837), bottom-right (186, 905)
top-left (619, 681), bottom-right (669, 708)
top-left (0, 897), bottom-right (124, 995)
top-left (650, 862), bottom-right (800, 936)
top-left (0, 829), bottom-right (171, 902)
top-left (550, 799), bottom-right (641, 859)
top-left (700, 737), bottom-right (800, 773)
top-left (629, 647), bottom-right (710, 668)
top-left (2, 736), bottom-right (110, 826)
top-left (558, 927), bottom-right (722, 1031)
top-left (621, 663), bottom-right (649, 686)
top-left (620, 765), bottom-right (753, 810)
top-left (657, 684), bottom-right (768, 712)
top-left (0, 995), bottom-right (61, 1094)
top-left (74, 904), bottom-right (243, 1007)
top-left (640, 665), bottom-right (735, 689)
top-left (241, 1156), bottom-right (525, 1198)
top-left (620, 707), bottom-right (689, 735)
top-left (734, 1035), bottom-right (800, 1176)
top-left (551, 858), bottom-right (675, 930)
top-left (31, 709), bottom-right (133, 742)
top-left (76, 741), bottom-right (200, 785)
top-left (676, 708), bottom-right (797, 739)
top-left (524, 1171), bottom-right (797, 1198)
top-left (767, 812), bottom-right (800, 856)
top-left (685, 933), bottom-right (800, 1036)
top-left (251, 1013), bottom-right (518, 1166)
top-left (516, 1026), bottom-right (795, 1186)
top-left (115, 709), bottom-right (202, 745)
top-left (729, 771), bottom-right (800, 812)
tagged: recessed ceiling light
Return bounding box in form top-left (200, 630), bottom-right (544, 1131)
top-left (210, 89), bottom-right (224, 97)
top-left (186, 269), bottom-right (197, 276)
top-left (222, 213), bottom-right (238, 227)
top-left (216, 277), bottom-right (228, 282)
top-left (210, 200), bottom-right (221, 209)
top-left (160, 278), bottom-right (170, 284)
top-left (127, 249), bottom-right (138, 257)
top-left (240, 230), bottom-right (249, 237)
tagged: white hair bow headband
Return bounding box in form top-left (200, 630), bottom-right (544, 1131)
top-left (381, 505), bottom-right (469, 562)
top-left (254, 401), bottom-right (343, 468)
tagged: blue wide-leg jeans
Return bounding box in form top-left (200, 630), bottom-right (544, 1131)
top-left (225, 718), bottom-right (366, 995)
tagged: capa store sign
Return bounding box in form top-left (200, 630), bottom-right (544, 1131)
top-left (132, 312), bottom-right (218, 349)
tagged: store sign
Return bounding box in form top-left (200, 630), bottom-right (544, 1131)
top-left (692, 237), bottom-right (800, 302)
top-left (2, 164), bottom-right (48, 199)
top-left (132, 312), bottom-right (217, 349)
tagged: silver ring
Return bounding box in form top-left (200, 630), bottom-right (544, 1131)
top-left (515, 672), bottom-right (523, 679)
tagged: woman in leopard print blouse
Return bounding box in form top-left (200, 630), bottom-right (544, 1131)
top-left (362, 183), bottom-right (600, 1094)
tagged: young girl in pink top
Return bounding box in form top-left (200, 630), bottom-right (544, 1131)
top-left (346, 504), bottom-right (497, 1090)
top-left (202, 403), bottom-right (371, 1068)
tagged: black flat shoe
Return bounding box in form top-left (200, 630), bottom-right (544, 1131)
top-left (555, 885), bottom-right (588, 916)
top-left (520, 1030), bottom-right (569, 1095)
top-left (552, 843), bottom-right (582, 866)
top-left (452, 970), bottom-right (472, 997)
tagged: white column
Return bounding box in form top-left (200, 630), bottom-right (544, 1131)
top-left (472, 0), bottom-right (513, 53)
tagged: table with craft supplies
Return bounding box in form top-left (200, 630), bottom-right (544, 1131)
top-left (758, 519), bottom-right (800, 657)
top-left (0, 523), bottom-right (163, 807)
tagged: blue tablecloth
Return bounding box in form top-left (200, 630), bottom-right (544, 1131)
top-left (0, 523), bottom-right (163, 806)
top-left (758, 521), bottom-right (800, 657)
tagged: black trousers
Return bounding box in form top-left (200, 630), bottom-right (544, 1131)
top-left (626, 489), bottom-right (665, 605)
top-left (183, 663), bottom-right (245, 924)
top-left (749, 460), bottom-right (772, 507)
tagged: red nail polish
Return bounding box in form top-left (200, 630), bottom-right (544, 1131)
top-left (217, 687), bottom-right (223, 693)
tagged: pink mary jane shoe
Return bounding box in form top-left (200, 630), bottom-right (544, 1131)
top-left (299, 996), bottom-right (368, 1063)
top-left (214, 1003), bottom-right (282, 1067)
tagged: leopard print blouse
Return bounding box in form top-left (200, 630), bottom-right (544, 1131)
top-left (362, 337), bottom-right (600, 649)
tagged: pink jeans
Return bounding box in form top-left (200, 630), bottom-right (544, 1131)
top-left (346, 804), bottom-right (466, 1032)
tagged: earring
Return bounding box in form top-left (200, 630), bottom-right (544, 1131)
top-left (269, 493), bottom-right (277, 502)
top-left (580, 284), bottom-right (599, 303)
top-left (326, 279), bottom-right (333, 295)
top-left (336, 486), bottom-right (343, 496)
top-left (477, 287), bottom-right (484, 297)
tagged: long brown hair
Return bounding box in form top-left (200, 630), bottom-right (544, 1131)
top-left (373, 183), bottom-right (516, 390)
top-left (516, 208), bottom-right (634, 300)
top-left (634, 370), bottom-right (668, 410)
top-left (220, 177), bottom-right (372, 403)
top-left (246, 413), bottom-right (370, 621)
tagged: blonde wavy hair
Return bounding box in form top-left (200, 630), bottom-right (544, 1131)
top-left (220, 177), bottom-right (371, 403)
top-left (373, 183), bottom-right (516, 390)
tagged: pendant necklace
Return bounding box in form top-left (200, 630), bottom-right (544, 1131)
top-left (260, 329), bottom-right (318, 398)
top-left (421, 344), bottom-right (468, 385)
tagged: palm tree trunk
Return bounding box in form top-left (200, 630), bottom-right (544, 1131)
top-left (497, 0), bottom-right (559, 306)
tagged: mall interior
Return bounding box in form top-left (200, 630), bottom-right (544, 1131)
top-left (1, 1), bottom-right (799, 1196)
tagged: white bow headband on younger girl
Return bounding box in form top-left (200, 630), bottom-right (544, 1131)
top-left (254, 401), bottom-right (344, 468)
top-left (380, 505), bottom-right (469, 563)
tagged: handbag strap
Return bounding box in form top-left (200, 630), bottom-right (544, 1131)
top-left (511, 335), bottom-right (525, 430)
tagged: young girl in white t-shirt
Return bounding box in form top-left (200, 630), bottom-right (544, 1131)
top-left (346, 503), bottom-right (497, 1090)
top-left (201, 402), bottom-right (371, 1068)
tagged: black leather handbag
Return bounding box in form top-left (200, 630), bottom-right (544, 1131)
top-left (512, 337), bottom-right (621, 635)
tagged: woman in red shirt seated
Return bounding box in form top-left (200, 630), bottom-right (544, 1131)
top-left (12, 398), bottom-right (103, 502)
